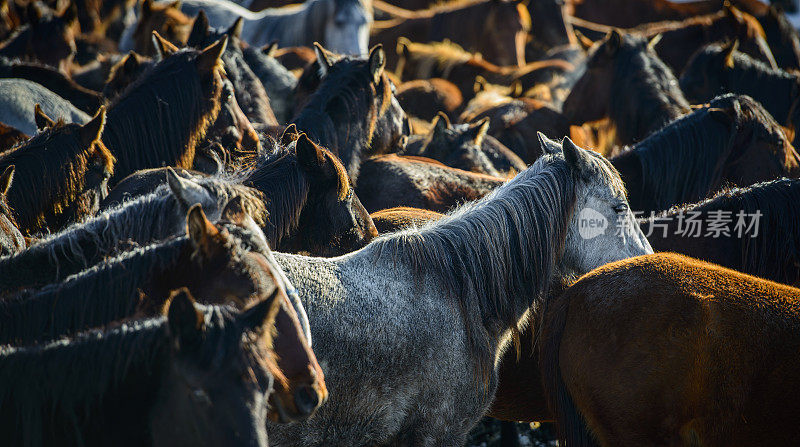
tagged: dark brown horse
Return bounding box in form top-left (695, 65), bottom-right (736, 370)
top-left (102, 36), bottom-right (226, 184)
top-left (292, 43), bottom-right (409, 183)
top-left (0, 107), bottom-right (114, 234)
top-left (563, 30), bottom-right (690, 147)
top-left (401, 112), bottom-right (526, 176)
top-left (395, 78), bottom-right (463, 122)
top-left (370, 0), bottom-right (530, 68)
top-left (244, 132), bottom-right (378, 256)
top-left (0, 122), bottom-right (26, 151)
top-left (0, 288), bottom-right (282, 446)
top-left (541, 252), bottom-right (800, 447)
top-left (679, 41), bottom-right (800, 147)
top-left (643, 178), bottom-right (800, 286)
top-left (355, 153), bottom-right (505, 213)
top-left (609, 94), bottom-right (800, 214)
top-left (0, 2), bottom-right (76, 72)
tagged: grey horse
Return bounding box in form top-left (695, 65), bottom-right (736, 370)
top-left (0, 79), bottom-right (89, 135)
top-left (266, 135), bottom-right (652, 446)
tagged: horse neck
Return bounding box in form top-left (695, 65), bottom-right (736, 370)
top-left (609, 51), bottom-right (689, 144)
top-left (724, 63), bottom-right (799, 123)
top-left (245, 152), bottom-right (309, 249)
top-left (293, 106), bottom-right (371, 182)
top-left (0, 192), bottom-right (182, 294)
top-left (0, 238), bottom-right (187, 345)
top-left (367, 158), bottom-right (575, 376)
top-left (0, 321), bottom-right (168, 446)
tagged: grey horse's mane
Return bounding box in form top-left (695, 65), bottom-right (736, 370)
top-left (370, 153), bottom-right (577, 385)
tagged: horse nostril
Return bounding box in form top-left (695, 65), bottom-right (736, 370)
top-left (294, 385), bottom-right (320, 415)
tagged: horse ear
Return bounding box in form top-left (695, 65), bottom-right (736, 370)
top-left (186, 203), bottom-right (221, 257)
top-left (166, 167), bottom-right (208, 209)
top-left (122, 51), bottom-right (142, 72)
top-left (80, 106), bottom-right (106, 145)
top-left (473, 75), bottom-right (488, 94)
top-left (227, 17), bottom-right (243, 39)
top-left (220, 195), bottom-right (246, 225)
top-left (279, 123), bottom-right (299, 146)
top-left (196, 35), bottom-right (227, 75)
top-left (707, 107), bottom-right (735, 127)
top-left (509, 79), bottom-right (523, 97)
top-left (313, 42), bottom-right (333, 76)
top-left (295, 133), bottom-right (340, 182)
top-left (574, 29), bottom-right (594, 52)
top-left (169, 0), bottom-right (182, 9)
top-left (723, 39), bottom-right (739, 68)
top-left (468, 118), bottom-right (490, 147)
top-left (0, 165), bottom-right (14, 196)
top-left (537, 131), bottom-right (560, 155)
top-left (396, 36), bottom-right (411, 59)
top-left (368, 44), bottom-right (386, 84)
top-left (238, 289), bottom-right (282, 335)
top-left (187, 10), bottom-right (210, 46)
top-left (429, 113), bottom-right (449, 141)
top-left (152, 31), bottom-right (178, 58)
top-left (262, 41), bottom-right (278, 57)
top-left (562, 136), bottom-right (590, 173)
top-left (647, 33), bottom-right (662, 51)
top-left (605, 29), bottom-right (622, 56)
top-left (166, 288), bottom-right (205, 350)
top-left (33, 104), bottom-right (55, 131)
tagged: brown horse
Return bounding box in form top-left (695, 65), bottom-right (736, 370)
top-left (102, 36), bottom-right (226, 183)
top-left (0, 2), bottom-right (76, 72)
top-left (395, 78), bottom-right (463, 122)
top-left (608, 94), bottom-right (800, 214)
top-left (370, 0), bottom-right (530, 68)
top-left (566, 0), bottom-right (767, 28)
top-left (0, 122), bottom-right (26, 151)
top-left (370, 205), bottom-right (442, 233)
top-left (541, 252), bottom-right (800, 447)
top-left (0, 107), bottom-right (115, 234)
top-left (129, 0), bottom-right (192, 56)
top-left (355, 153), bottom-right (505, 213)
top-left (401, 112), bottom-right (526, 176)
top-left (563, 30), bottom-right (690, 148)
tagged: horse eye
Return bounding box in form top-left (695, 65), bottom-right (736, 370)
top-left (613, 203), bottom-right (628, 214)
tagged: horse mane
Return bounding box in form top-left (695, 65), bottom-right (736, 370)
top-left (0, 303), bottom-right (243, 447)
top-left (399, 39), bottom-right (491, 79)
top-left (292, 56), bottom-right (392, 179)
top-left (0, 120), bottom-right (113, 232)
top-left (104, 48), bottom-right (222, 179)
top-left (0, 236), bottom-right (188, 345)
top-left (608, 34), bottom-right (689, 143)
top-left (621, 102), bottom-right (735, 211)
top-left (370, 154), bottom-right (576, 386)
top-left (663, 178), bottom-right (800, 285)
top-left (0, 176), bottom-right (265, 289)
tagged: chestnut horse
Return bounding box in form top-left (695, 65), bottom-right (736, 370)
top-left (541, 252), bottom-right (800, 446)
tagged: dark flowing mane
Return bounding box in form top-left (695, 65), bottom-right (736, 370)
top-left (370, 155), bottom-right (576, 383)
top-left (0, 177), bottom-right (265, 293)
top-left (608, 35), bottom-right (689, 144)
top-left (616, 100), bottom-right (737, 211)
top-left (0, 303), bottom-right (241, 447)
top-left (655, 178), bottom-right (800, 285)
top-left (0, 120), bottom-right (114, 233)
top-left (103, 48), bottom-right (222, 181)
top-left (0, 237), bottom-right (188, 345)
top-left (291, 56), bottom-right (392, 180)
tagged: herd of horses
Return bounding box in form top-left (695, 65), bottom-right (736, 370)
top-left (1, 0), bottom-right (800, 444)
